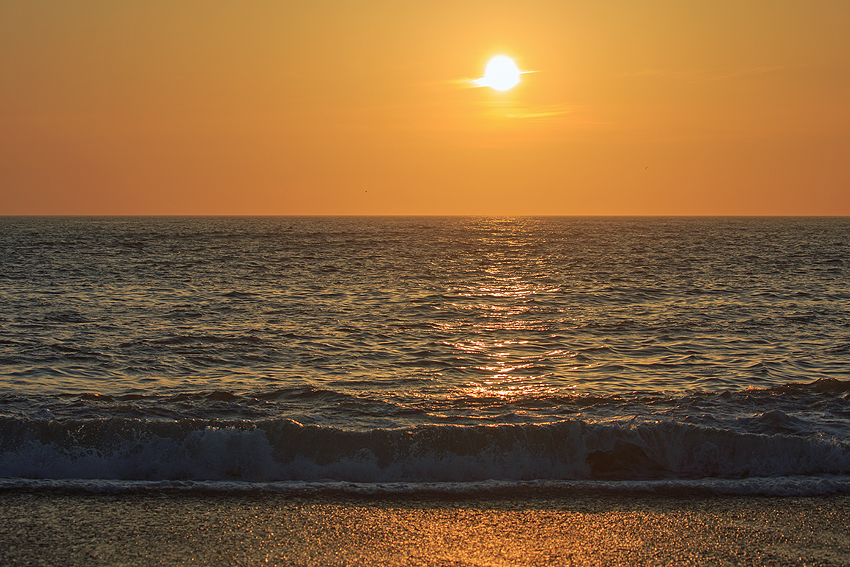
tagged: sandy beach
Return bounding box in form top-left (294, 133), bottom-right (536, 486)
top-left (2, 491), bottom-right (848, 566)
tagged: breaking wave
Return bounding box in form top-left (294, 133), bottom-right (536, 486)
top-left (2, 416), bottom-right (848, 484)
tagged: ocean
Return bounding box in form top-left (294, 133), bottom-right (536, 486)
top-left (1, 216), bottom-right (849, 496)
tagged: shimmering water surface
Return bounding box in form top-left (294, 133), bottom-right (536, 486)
top-left (1, 216), bottom-right (848, 491)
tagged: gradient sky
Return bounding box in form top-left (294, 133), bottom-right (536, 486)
top-left (2, 0), bottom-right (849, 215)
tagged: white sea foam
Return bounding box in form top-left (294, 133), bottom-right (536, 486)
top-left (3, 476), bottom-right (850, 498)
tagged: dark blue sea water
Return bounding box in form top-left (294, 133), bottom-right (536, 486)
top-left (1, 216), bottom-right (849, 495)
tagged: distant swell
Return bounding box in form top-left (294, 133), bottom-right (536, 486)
top-left (1, 417), bottom-right (848, 483)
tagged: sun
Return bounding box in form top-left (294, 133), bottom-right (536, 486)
top-left (476, 56), bottom-right (521, 91)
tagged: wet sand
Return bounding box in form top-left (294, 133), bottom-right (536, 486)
top-left (1, 491), bottom-right (849, 566)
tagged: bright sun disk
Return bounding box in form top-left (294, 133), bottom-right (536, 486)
top-left (476, 56), bottom-right (521, 91)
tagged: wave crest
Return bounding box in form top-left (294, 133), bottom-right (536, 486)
top-left (1, 417), bottom-right (848, 483)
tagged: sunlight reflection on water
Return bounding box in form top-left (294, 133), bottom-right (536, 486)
top-left (1, 215), bottom-right (848, 404)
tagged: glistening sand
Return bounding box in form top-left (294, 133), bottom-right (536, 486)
top-left (2, 492), bottom-right (849, 566)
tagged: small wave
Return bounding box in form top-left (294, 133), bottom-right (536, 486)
top-left (769, 378), bottom-right (850, 395)
top-left (221, 291), bottom-right (257, 299)
top-left (42, 311), bottom-right (91, 324)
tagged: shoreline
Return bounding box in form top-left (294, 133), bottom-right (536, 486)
top-left (2, 491), bottom-right (849, 566)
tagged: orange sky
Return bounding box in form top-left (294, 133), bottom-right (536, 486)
top-left (1, 0), bottom-right (848, 215)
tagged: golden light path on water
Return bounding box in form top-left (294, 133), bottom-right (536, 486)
top-left (436, 237), bottom-right (581, 404)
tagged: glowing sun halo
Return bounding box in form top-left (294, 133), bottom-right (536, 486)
top-left (476, 56), bottom-right (521, 91)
